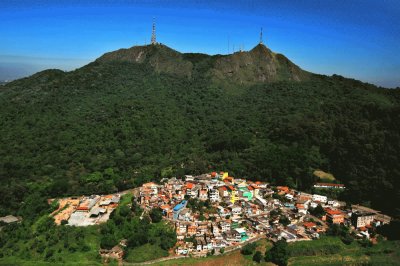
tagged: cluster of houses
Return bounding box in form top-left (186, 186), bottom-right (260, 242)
top-left (138, 172), bottom-right (392, 256)
top-left (50, 193), bottom-right (121, 226)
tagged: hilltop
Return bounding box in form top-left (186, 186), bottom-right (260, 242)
top-left (95, 43), bottom-right (311, 84)
top-left (0, 42), bottom-right (400, 218)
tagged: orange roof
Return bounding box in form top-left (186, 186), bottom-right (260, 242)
top-left (247, 186), bottom-right (254, 191)
top-left (325, 209), bottom-right (342, 216)
top-left (219, 186), bottom-right (227, 191)
top-left (160, 205), bottom-right (171, 210)
top-left (296, 204), bottom-right (304, 209)
top-left (255, 181), bottom-right (262, 184)
top-left (228, 185), bottom-right (235, 191)
top-left (277, 186), bottom-right (289, 192)
top-left (303, 222), bottom-right (316, 228)
top-left (211, 172), bottom-right (217, 177)
top-left (143, 182), bottom-right (156, 187)
top-left (186, 183), bottom-right (194, 189)
top-left (359, 227), bottom-right (367, 231)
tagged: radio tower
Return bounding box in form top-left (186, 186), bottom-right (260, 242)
top-left (151, 17), bottom-right (156, 45)
top-left (259, 27), bottom-right (263, 44)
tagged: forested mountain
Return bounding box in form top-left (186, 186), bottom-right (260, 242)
top-left (1, 43), bottom-right (399, 217)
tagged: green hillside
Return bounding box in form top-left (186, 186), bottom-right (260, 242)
top-left (1, 43), bottom-right (399, 217)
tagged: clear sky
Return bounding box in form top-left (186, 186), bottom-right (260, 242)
top-left (1, 0), bottom-right (399, 87)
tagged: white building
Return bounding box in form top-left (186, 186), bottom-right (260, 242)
top-left (220, 222), bottom-right (231, 232)
top-left (312, 194), bottom-right (327, 203)
top-left (209, 189), bottom-right (220, 202)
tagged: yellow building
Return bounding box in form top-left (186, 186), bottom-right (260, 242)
top-left (230, 190), bottom-right (239, 204)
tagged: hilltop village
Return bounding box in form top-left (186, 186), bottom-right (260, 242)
top-left (138, 172), bottom-right (392, 256)
top-left (14, 171), bottom-right (392, 260)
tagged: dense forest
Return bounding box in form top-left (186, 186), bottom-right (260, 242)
top-left (0, 43), bottom-right (399, 218)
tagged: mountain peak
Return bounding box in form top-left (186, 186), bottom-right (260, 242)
top-left (95, 42), bottom-right (311, 84)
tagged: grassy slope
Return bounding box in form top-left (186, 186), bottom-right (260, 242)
top-left (150, 238), bottom-right (400, 266)
top-left (288, 236), bottom-right (400, 266)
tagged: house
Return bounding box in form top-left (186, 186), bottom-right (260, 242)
top-left (186, 182), bottom-right (196, 197)
top-left (234, 228), bottom-right (249, 241)
top-left (209, 189), bottom-right (220, 202)
top-left (89, 207), bottom-right (107, 217)
top-left (218, 186), bottom-right (229, 198)
top-left (176, 245), bottom-right (189, 255)
top-left (231, 205), bottom-right (242, 216)
top-left (230, 190), bottom-right (240, 204)
top-left (312, 194), bottom-right (327, 203)
top-left (142, 182), bottom-right (158, 195)
top-left (325, 208), bottom-right (344, 224)
top-left (285, 194), bottom-right (294, 200)
top-left (303, 222), bottom-right (317, 230)
top-left (199, 189), bottom-right (208, 201)
top-left (178, 208), bottom-right (191, 221)
top-left (187, 225), bottom-right (197, 236)
top-left (177, 223), bottom-right (187, 234)
top-left (277, 186), bottom-right (290, 195)
top-left (220, 221), bottom-right (231, 232)
top-left (195, 236), bottom-right (207, 251)
top-left (224, 230), bottom-right (241, 242)
top-left (173, 200), bottom-right (188, 220)
top-left (314, 183), bottom-right (345, 189)
top-left (212, 223), bottom-right (220, 236)
top-left (351, 212), bottom-right (375, 228)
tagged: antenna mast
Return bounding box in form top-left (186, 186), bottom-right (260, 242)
top-left (151, 17), bottom-right (156, 45)
top-left (259, 27), bottom-right (263, 44)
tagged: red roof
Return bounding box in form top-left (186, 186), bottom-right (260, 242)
top-left (325, 208), bottom-right (343, 216)
top-left (186, 183), bottom-right (194, 189)
top-left (247, 186), bottom-right (254, 191)
top-left (219, 186), bottom-right (227, 191)
top-left (277, 186), bottom-right (289, 192)
top-left (303, 222), bottom-right (316, 228)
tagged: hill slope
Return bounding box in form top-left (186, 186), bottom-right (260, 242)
top-left (1, 43), bottom-right (400, 216)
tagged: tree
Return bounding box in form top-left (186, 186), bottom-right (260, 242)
top-left (309, 204), bottom-right (325, 218)
top-left (253, 251), bottom-right (262, 263)
top-left (279, 216), bottom-right (290, 226)
top-left (265, 240), bottom-right (288, 266)
top-left (377, 220), bottom-right (400, 240)
top-left (100, 235), bottom-right (117, 249)
top-left (341, 233), bottom-right (353, 245)
top-left (149, 208), bottom-right (163, 223)
top-left (241, 242), bottom-right (256, 255)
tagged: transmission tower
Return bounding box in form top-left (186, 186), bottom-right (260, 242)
top-left (151, 18), bottom-right (156, 45)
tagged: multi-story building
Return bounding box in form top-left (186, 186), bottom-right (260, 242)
top-left (325, 208), bottom-right (344, 224)
top-left (351, 212), bottom-right (375, 228)
top-left (312, 194), bottom-right (327, 203)
top-left (209, 189), bottom-right (220, 202)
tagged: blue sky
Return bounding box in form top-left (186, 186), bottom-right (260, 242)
top-left (0, 0), bottom-right (399, 87)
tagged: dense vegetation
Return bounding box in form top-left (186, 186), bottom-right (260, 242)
top-left (0, 193), bottom-right (176, 265)
top-left (0, 44), bottom-right (400, 218)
